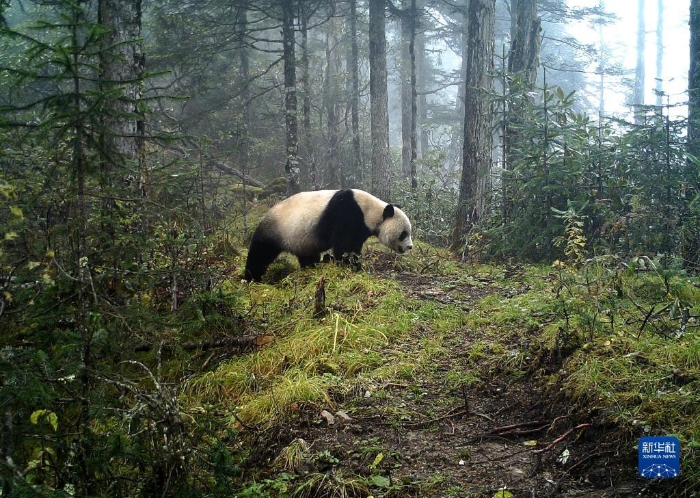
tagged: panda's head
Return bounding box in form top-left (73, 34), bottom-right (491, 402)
top-left (378, 204), bottom-right (413, 254)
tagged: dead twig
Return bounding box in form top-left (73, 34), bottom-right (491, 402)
top-left (533, 423), bottom-right (591, 454)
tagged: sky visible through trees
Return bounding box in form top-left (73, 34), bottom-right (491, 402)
top-left (408, 0), bottom-right (689, 126)
top-left (567, 0), bottom-right (689, 118)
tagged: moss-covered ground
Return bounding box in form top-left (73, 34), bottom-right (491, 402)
top-left (180, 239), bottom-right (699, 497)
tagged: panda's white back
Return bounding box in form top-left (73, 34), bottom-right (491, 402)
top-left (267, 190), bottom-right (337, 254)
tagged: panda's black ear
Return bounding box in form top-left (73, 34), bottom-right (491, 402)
top-left (383, 204), bottom-right (395, 220)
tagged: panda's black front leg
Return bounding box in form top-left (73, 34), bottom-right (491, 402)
top-left (332, 243), bottom-right (364, 269)
top-left (297, 254), bottom-right (320, 268)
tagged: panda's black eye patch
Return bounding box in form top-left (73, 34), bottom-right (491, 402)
top-left (399, 231), bottom-right (408, 241)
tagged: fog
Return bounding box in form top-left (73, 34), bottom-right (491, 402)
top-left (563, 0), bottom-right (689, 118)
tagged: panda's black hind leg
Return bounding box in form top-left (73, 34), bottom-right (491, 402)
top-left (244, 237), bottom-right (282, 282)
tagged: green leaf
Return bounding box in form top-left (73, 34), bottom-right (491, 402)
top-left (369, 475), bottom-right (391, 488)
top-left (370, 452), bottom-right (384, 468)
top-left (30, 409), bottom-right (47, 425)
top-left (30, 410), bottom-right (58, 431)
top-left (47, 412), bottom-right (58, 431)
top-left (9, 205), bottom-right (23, 218)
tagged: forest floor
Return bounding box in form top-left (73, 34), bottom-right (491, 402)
top-left (235, 261), bottom-right (682, 497)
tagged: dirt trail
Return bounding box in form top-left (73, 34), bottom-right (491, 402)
top-left (252, 269), bottom-right (678, 497)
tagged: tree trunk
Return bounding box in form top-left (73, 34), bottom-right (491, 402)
top-left (300, 4), bottom-right (317, 189)
top-left (369, 0), bottom-right (391, 200)
top-left (508, 0), bottom-right (540, 85)
top-left (683, 0), bottom-right (700, 270)
top-left (98, 0), bottom-right (144, 279)
top-left (237, 9), bottom-right (251, 233)
top-left (348, 0), bottom-right (362, 187)
top-left (451, 0), bottom-right (469, 176)
top-left (690, 0), bottom-right (700, 156)
top-left (282, 0), bottom-right (301, 196)
top-left (451, 0), bottom-right (495, 255)
top-left (99, 0), bottom-right (144, 165)
top-left (409, 0), bottom-right (418, 190)
top-left (634, 0), bottom-right (646, 124)
top-left (401, 11), bottom-right (411, 178)
top-left (324, 19), bottom-right (342, 188)
top-left (400, 0), bottom-right (419, 189)
top-left (416, 18), bottom-right (428, 156)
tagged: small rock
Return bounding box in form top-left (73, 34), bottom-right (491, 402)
top-left (320, 409), bottom-right (335, 426)
top-left (335, 410), bottom-right (351, 425)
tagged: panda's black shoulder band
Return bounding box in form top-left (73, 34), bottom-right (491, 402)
top-left (382, 204), bottom-right (395, 219)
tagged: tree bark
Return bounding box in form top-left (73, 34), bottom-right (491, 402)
top-left (415, 17), bottom-right (428, 156)
top-left (348, 0), bottom-right (362, 187)
top-left (282, 0), bottom-right (301, 196)
top-left (400, 0), bottom-right (419, 189)
top-left (99, 0), bottom-right (144, 165)
top-left (401, 11), bottom-right (411, 178)
top-left (508, 0), bottom-right (540, 85)
top-left (324, 17), bottom-right (342, 188)
top-left (300, 3), bottom-right (317, 190)
top-left (237, 9), bottom-right (251, 232)
top-left (683, 0), bottom-right (700, 270)
top-left (451, 0), bottom-right (495, 255)
top-left (369, 0), bottom-right (391, 200)
top-left (690, 0), bottom-right (700, 157)
top-left (409, 0), bottom-right (418, 190)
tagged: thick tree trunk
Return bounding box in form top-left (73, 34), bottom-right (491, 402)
top-left (690, 0), bottom-right (700, 156)
top-left (683, 0), bottom-right (700, 270)
top-left (99, 0), bottom-right (144, 165)
top-left (369, 0), bottom-right (391, 200)
top-left (451, 0), bottom-right (495, 255)
top-left (98, 0), bottom-right (144, 270)
top-left (508, 0), bottom-right (540, 85)
top-left (282, 0), bottom-right (301, 196)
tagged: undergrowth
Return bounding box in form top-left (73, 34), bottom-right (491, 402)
top-left (179, 242), bottom-right (699, 495)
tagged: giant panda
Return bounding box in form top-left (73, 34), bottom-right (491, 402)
top-left (243, 189), bottom-right (413, 282)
